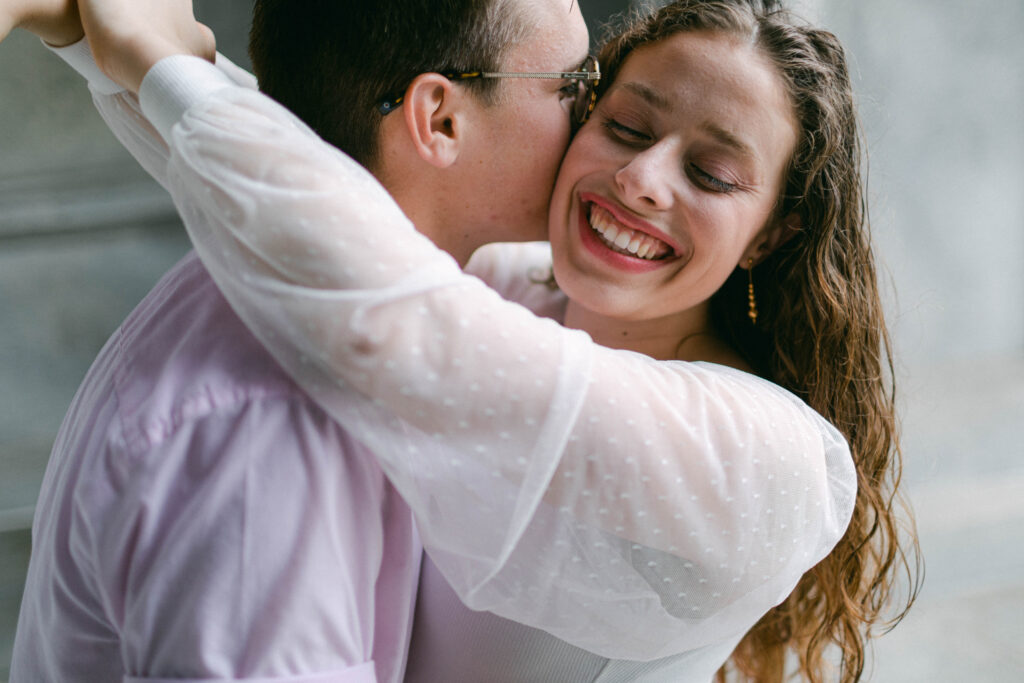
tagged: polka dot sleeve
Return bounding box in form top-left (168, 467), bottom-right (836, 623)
top-left (145, 62), bottom-right (856, 660)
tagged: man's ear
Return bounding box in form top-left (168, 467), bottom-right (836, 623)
top-left (401, 73), bottom-right (462, 169)
top-left (742, 211), bottom-right (802, 268)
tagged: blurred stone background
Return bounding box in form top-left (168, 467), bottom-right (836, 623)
top-left (1, 0), bottom-right (1021, 679)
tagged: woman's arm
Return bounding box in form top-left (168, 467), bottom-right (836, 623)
top-left (141, 56), bottom-right (855, 659)
top-left (47, 36), bottom-right (256, 193)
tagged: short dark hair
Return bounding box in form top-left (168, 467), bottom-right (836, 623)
top-left (249, 0), bottom-right (529, 170)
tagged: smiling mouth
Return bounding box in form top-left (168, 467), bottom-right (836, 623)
top-left (586, 203), bottom-right (676, 261)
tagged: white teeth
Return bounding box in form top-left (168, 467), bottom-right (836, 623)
top-left (588, 204), bottom-right (671, 261)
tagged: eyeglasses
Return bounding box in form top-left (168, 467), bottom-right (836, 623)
top-left (377, 55), bottom-right (601, 126)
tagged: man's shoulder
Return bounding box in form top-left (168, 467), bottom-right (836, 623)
top-left (464, 242), bottom-right (566, 321)
top-left (103, 251), bottom-right (323, 454)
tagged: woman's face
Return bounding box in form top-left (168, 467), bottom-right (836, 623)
top-left (548, 30), bottom-right (798, 323)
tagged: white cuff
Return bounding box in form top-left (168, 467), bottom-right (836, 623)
top-left (45, 36), bottom-right (123, 96)
top-left (139, 55), bottom-right (236, 143)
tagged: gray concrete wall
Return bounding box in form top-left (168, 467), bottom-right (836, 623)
top-left (821, 0), bottom-right (1024, 365)
top-left (815, 2), bottom-right (1024, 679)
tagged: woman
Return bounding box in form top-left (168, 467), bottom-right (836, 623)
top-left (10, 0), bottom-right (917, 680)
top-left (557, 8), bottom-right (921, 678)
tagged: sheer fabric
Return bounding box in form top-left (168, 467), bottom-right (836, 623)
top-left (405, 554), bottom-right (745, 682)
top-left (103, 54), bottom-right (853, 661)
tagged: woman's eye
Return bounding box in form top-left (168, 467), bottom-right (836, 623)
top-left (602, 118), bottom-right (651, 145)
top-left (690, 164), bottom-right (737, 193)
top-left (559, 82), bottom-right (580, 100)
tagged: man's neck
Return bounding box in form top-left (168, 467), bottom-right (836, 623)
top-left (378, 167), bottom-right (477, 268)
top-left (416, 212), bottom-right (477, 267)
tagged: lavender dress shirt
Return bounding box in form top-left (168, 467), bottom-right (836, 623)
top-left (12, 253), bottom-right (420, 682)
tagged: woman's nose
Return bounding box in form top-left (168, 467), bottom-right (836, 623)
top-left (613, 144), bottom-right (676, 210)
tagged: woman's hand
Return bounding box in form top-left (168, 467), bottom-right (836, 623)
top-left (78, 0), bottom-right (214, 93)
top-left (1, 0), bottom-right (83, 46)
top-left (0, 5), bottom-right (13, 42)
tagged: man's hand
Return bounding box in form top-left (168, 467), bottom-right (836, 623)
top-left (79, 0), bottom-right (214, 93)
top-left (1, 0), bottom-right (83, 46)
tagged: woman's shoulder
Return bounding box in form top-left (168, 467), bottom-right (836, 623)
top-left (465, 241), bottom-right (552, 279)
top-left (464, 241), bottom-right (567, 321)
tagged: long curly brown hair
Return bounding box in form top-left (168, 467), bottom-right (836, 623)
top-left (595, 1), bottom-right (921, 680)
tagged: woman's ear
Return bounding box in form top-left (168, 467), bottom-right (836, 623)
top-left (401, 73), bottom-right (462, 169)
top-left (742, 211), bottom-right (802, 267)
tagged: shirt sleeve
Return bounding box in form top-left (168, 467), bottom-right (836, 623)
top-left (136, 56), bottom-right (857, 660)
top-left (84, 399), bottom-right (394, 681)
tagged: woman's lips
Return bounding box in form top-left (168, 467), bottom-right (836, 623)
top-left (576, 201), bottom-right (680, 274)
top-left (588, 204), bottom-right (673, 260)
top-left (580, 192), bottom-right (685, 257)
top-left (574, 193), bottom-right (683, 273)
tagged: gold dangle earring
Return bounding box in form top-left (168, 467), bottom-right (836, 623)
top-left (746, 258), bottom-right (758, 324)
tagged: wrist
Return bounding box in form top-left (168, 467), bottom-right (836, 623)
top-left (35, 25), bottom-right (84, 47)
top-left (17, 7), bottom-right (84, 48)
top-left (93, 34), bottom-right (182, 94)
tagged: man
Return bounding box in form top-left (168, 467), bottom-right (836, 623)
top-left (7, 0), bottom-right (591, 679)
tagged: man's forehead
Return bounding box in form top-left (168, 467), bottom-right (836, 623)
top-left (510, 0), bottom-right (590, 67)
top-left (515, 0), bottom-right (586, 29)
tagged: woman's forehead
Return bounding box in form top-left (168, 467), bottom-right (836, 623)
top-left (612, 32), bottom-right (797, 152)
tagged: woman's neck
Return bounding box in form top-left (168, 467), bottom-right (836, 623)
top-left (562, 299), bottom-right (753, 372)
top-left (562, 300), bottom-right (709, 361)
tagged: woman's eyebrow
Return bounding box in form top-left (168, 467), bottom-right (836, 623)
top-left (699, 122), bottom-right (756, 159)
top-left (621, 81), bottom-right (672, 111)
top-left (620, 81), bottom-right (756, 159)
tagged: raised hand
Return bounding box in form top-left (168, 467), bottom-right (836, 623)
top-left (78, 0), bottom-right (214, 92)
top-left (1, 0), bottom-right (83, 46)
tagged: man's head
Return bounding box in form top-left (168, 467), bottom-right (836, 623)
top-left (251, 0), bottom-right (529, 170)
top-left (249, 0), bottom-right (590, 263)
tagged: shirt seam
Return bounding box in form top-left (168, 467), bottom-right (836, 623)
top-left (111, 380), bottom-right (320, 459)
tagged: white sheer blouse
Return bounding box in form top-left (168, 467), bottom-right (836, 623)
top-left (87, 50), bottom-right (855, 662)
